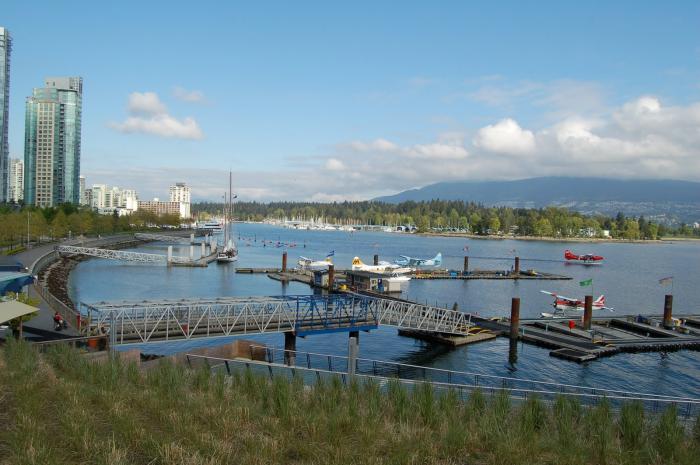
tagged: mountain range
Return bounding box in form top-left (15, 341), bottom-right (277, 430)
top-left (374, 178), bottom-right (700, 224)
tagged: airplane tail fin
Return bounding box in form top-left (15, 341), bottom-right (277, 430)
top-left (594, 295), bottom-right (605, 305)
top-left (352, 257), bottom-right (363, 266)
top-left (434, 253), bottom-right (442, 265)
top-left (564, 250), bottom-right (576, 259)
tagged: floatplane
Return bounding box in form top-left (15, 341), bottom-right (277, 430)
top-left (395, 253), bottom-right (442, 267)
top-left (351, 257), bottom-right (412, 274)
top-left (298, 252), bottom-right (334, 271)
top-left (540, 290), bottom-right (614, 318)
top-left (564, 249), bottom-right (604, 265)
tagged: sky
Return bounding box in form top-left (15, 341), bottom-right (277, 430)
top-left (3, 0), bottom-right (700, 201)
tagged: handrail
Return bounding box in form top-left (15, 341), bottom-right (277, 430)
top-left (184, 354), bottom-right (700, 409)
top-left (245, 344), bottom-right (700, 403)
top-left (32, 334), bottom-right (108, 346)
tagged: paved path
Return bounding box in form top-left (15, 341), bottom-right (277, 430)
top-left (14, 240), bottom-right (82, 339)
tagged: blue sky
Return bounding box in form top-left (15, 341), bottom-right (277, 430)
top-left (4, 1), bottom-right (700, 201)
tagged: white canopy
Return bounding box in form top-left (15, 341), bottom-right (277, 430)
top-left (0, 300), bottom-right (39, 325)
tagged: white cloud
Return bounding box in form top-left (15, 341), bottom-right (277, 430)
top-left (127, 92), bottom-right (167, 115)
top-left (173, 86), bottom-right (206, 103)
top-left (110, 92), bottom-right (204, 140)
top-left (473, 118), bottom-right (535, 155)
top-left (110, 115), bottom-right (203, 140)
top-left (325, 158), bottom-right (346, 171)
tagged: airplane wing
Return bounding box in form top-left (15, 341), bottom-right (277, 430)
top-left (540, 290), bottom-right (578, 303)
top-left (600, 306), bottom-right (614, 311)
top-left (298, 256), bottom-right (311, 262)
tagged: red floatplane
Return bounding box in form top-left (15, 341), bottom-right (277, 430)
top-left (564, 249), bottom-right (604, 265)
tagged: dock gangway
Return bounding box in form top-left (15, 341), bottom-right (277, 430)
top-left (56, 245), bottom-right (191, 265)
top-left (81, 294), bottom-right (475, 344)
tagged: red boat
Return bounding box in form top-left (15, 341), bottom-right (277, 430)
top-left (564, 249), bottom-right (604, 264)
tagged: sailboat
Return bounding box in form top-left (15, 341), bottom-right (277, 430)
top-left (217, 171), bottom-right (238, 263)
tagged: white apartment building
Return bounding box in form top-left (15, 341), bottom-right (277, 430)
top-left (8, 158), bottom-right (23, 202)
top-left (169, 182), bottom-right (191, 203)
top-left (168, 182), bottom-right (191, 219)
top-left (90, 183), bottom-right (139, 214)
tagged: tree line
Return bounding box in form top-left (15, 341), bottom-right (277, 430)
top-left (194, 200), bottom-right (699, 239)
top-left (0, 204), bottom-right (182, 251)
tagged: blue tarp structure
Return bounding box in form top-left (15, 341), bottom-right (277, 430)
top-left (0, 272), bottom-right (34, 295)
top-left (0, 256), bottom-right (25, 272)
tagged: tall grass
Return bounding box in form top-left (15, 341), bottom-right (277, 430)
top-left (1, 340), bottom-right (699, 465)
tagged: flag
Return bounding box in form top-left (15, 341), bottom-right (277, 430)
top-left (326, 250), bottom-right (335, 258)
top-left (658, 276), bottom-right (673, 286)
top-left (579, 278), bottom-right (593, 287)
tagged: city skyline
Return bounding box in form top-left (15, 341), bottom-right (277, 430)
top-left (1, 1), bottom-right (700, 202)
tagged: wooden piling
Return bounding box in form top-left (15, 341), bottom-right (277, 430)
top-left (463, 256), bottom-right (469, 274)
top-left (514, 256), bottom-right (520, 275)
top-left (328, 264), bottom-right (335, 290)
top-left (663, 294), bottom-right (673, 328)
top-left (282, 252), bottom-right (287, 272)
top-left (583, 295), bottom-right (593, 330)
top-left (284, 332), bottom-right (296, 366)
top-left (348, 330), bottom-right (359, 376)
top-left (510, 297), bottom-right (520, 339)
top-left (373, 254), bottom-right (379, 266)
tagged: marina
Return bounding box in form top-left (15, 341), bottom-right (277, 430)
top-left (14, 222), bottom-right (695, 399)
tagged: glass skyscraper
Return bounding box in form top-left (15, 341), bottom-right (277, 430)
top-left (0, 27), bottom-right (11, 203)
top-left (24, 77), bottom-right (82, 206)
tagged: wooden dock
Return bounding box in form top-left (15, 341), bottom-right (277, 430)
top-left (483, 314), bottom-right (700, 363)
top-left (398, 328), bottom-right (499, 346)
top-left (412, 269), bottom-right (571, 280)
top-left (237, 268), bottom-right (570, 280)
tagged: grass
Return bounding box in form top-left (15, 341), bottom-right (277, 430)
top-left (0, 340), bottom-right (699, 465)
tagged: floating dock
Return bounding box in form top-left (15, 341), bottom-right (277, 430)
top-left (482, 313), bottom-right (700, 363)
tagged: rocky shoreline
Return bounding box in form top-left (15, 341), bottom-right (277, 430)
top-left (39, 255), bottom-right (88, 311)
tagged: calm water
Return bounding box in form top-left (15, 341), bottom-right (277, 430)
top-left (68, 223), bottom-right (700, 397)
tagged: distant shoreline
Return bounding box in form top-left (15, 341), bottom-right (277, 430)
top-left (417, 232), bottom-right (698, 244)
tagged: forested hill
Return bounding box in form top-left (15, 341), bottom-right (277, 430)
top-left (374, 178), bottom-right (700, 224)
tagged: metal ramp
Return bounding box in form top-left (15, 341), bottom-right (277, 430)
top-left (80, 294), bottom-right (475, 344)
top-left (56, 245), bottom-right (191, 265)
top-left (134, 233), bottom-right (194, 243)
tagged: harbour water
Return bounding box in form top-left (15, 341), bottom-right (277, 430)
top-left (68, 223), bottom-right (700, 397)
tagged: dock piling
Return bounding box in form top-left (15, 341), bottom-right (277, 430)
top-left (190, 233), bottom-right (195, 244)
top-left (463, 256), bottom-right (469, 274)
top-left (189, 245), bottom-right (194, 260)
top-left (167, 246), bottom-right (173, 264)
top-left (328, 264), bottom-right (335, 290)
top-left (348, 330), bottom-right (359, 376)
top-left (510, 297), bottom-right (520, 339)
top-left (284, 332), bottom-right (296, 366)
top-left (373, 254), bottom-right (379, 266)
top-left (282, 252), bottom-right (287, 272)
top-left (663, 294), bottom-right (674, 328)
top-left (514, 256), bottom-right (520, 275)
top-left (201, 242), bottom-right (205, 257)
top-left (583, 295), bottom-right (593, 330)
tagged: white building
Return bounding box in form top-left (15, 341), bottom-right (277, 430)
top-left (168, 182), bottom-right (191, 219)
top-left (8, 158), bottom-right (23, 202)
top-left (79, 176), bottom-right (87, 205)
top-left (169, 182), bottom-right (191, 203)
top-left (90, 183), bottom-right (138, 215)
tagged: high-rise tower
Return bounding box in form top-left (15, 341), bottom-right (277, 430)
top-left (0, 27), bottom-right (11, 202)
top-left (24, 77), bottom-right (83, 206)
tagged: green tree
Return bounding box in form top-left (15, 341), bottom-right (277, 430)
top-left (488, 216), bottom-right (501, 234)
top-left (51, 210), bottom-right (69, 239)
